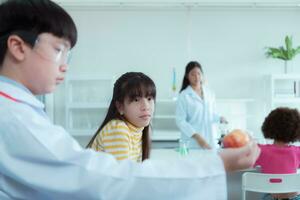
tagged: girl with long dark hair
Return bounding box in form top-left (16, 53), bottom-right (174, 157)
top-left (87, 72), bottom-right (155, 161)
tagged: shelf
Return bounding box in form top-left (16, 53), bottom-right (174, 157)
top-left (271, 74), bottom-right (300, 80)
top-left (217, 98), bottom-right (255, 103)
top-left (65, 76), bottom-right (114, 136)
top-left (266, 74), bottom-right (300, 111)
top-left (225, 113), bottom-right (255, 118)
top-left (70, 129), bottom-right (180, 141)
top-left (69, 129), bottom-right (97, 137)
top-left (273, 98), bottom-right (300, 104)
top-left (156, 99), bottom-right (177, 103)
top-left (66, 75), bottom-right (114, 81)
top-left (153, 115), bottom-right (176, 119)
top-left (152, 130), bottom-right (180, 141)
top-left (67, 102), bottom-right (109, 109)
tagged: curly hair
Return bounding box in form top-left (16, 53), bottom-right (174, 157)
top-left (262, 107), bottom-right (300, 143)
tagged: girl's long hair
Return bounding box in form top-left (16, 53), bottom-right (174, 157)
top-left (180, 61), bottom-right (203, 92)
top-left (86, 72), bottom-right (156, 160)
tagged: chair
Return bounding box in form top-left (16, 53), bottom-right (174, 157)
top-left (242, 172), bottom-right (300, 200)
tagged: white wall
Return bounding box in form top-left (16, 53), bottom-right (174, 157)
top-left (52, 5), bottom-right (300, 138)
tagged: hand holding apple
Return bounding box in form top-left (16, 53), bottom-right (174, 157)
top-left (222, 129), bottom-right (250, 148)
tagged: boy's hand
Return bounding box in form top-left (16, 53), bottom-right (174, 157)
top-left (218, 141), bottom-right (260, 172)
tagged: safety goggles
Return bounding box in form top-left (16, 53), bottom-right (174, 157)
top-left (0, 30), bottom-right (71, 65)
top-left (33, 34), bottom-right (71, 65)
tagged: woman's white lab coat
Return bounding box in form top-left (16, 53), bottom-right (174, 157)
top-left (0, 79), bottom-right (226, 200)
top-left (176, 85), bottom-right (220, 149)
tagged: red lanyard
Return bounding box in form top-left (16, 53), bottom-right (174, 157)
top-left (0, 91), bottom-right (19, 102)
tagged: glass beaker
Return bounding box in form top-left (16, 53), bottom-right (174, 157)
top-left (178, 139), bottom-right (189, 156)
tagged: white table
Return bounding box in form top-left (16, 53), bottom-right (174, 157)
top-left (150, 149), bottom-right (300, 200)
top-left (150, 148), bottom-right (217, 160)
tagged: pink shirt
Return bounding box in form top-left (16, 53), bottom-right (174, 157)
top-left (254, 144), bottom-right (300, 174)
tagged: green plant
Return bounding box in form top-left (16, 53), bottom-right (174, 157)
top-left (266, 36), bottom-right (300, 61)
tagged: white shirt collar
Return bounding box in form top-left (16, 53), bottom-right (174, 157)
top-left (0, 78), bottom-right (44, 109)
top-left (186, 85), bottom-right (195, 94)
top-left (186, 85), bottom-right (202, 95)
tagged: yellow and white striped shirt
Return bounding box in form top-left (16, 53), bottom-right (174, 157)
top-left (91, 119), bottom-right (144, 162)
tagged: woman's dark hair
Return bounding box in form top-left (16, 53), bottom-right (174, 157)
top-left (262, 107), bottom-right (300, 143)
top-left (180, 61), bottom-right (203, 92)
top-left (87, 72), bottom-right (156, 160)
top-left (0, 0), bottom-right (77, 65)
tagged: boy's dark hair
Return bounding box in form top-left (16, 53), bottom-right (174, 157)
top-left (0, 0), bottom-right (77, 65)
top-left (87, 72), bottom-right (156, 160)
top-left (262, 107), bottom-right (300, 143)
top-left (180, 61), bottom-right (204, 92)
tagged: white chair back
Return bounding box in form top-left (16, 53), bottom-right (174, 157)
top-left (242, 172), bottom-right (300, 200)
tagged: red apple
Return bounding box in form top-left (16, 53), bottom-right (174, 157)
top-left (223, 129), bottom-right (250, 148)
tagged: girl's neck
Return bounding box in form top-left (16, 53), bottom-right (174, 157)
top-left (191, 84), bottom-right (203, 98)
top-left (273, 140), bottom-right (289, 146)
top-left (191, 84), bottom-right (201, 91)
top-left (124, 119), bottom-right (144, 132)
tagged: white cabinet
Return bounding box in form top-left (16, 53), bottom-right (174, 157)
top-left (266, 74), bottom-right (300, 111)
top-left (152, 99), bottom-right (180, 141)
top-left (151, 98), bottom-right (256, 141)
top-left (65, 78), bottom-right (180, 142)
top-left (65, 76), bottom-right (114, 137)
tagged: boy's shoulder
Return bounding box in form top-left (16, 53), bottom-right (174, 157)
top-left (0, 95), bottom-right (53, 142)
top-left (0, 94), bottom-right (39, 121)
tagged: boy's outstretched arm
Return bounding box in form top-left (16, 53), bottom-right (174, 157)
top-left (219, 141), bottom-right (261, 172)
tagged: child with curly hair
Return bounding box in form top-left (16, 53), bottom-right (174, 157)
top-left (254, 107), bottom-right (300, 200)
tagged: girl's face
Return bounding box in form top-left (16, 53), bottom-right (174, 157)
top-left (187, 67), bottom-right (203, 87)
top-left (118, 96), bottom-right (155, 128)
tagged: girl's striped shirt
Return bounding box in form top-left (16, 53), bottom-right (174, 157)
top-left (91, 119), bottom-right (144, 162)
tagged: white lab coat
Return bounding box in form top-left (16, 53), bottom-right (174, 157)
top-left (176, 85), bottom-right (220, 149)
top-left (0, 78), bottom-right (227, 200)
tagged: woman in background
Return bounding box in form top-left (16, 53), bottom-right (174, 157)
top-left (176, 61), bottom-right (227, 150)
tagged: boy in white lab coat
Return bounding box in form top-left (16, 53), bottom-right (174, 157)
top-left (0, 0), bottom-right (260, 199)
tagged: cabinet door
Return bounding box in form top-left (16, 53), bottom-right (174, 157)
top-left (65, 76), bottom-right (114, 137)
top-left (67, 78), bottom-right (113, 104)
top-left (269, 75), bottom-right (300, 110)
top-left (152, 99), bottom-right (180, 141)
